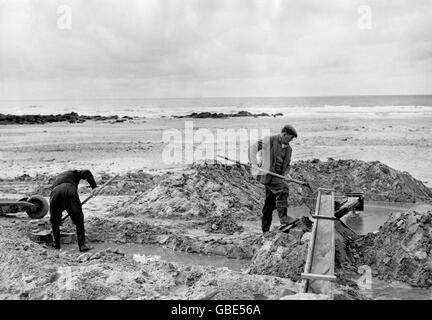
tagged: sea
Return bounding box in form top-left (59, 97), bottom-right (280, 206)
top-left (1, 95), bottom-right (432, 118)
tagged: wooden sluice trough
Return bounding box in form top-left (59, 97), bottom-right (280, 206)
top-left (300, 188), bottom-right (337, 298)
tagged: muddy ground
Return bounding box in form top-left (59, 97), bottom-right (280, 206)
top-left (0, 160), bottom-right (431, 299)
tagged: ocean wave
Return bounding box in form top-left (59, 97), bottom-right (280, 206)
top-left (1, 99), bottom-right (432, 119)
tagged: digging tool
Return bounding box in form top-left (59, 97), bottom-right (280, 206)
top-left (217, 155), bottom-right (364, 227)
top-left (217, 154), bottom-right (317, 222)
top-left (217, 155), bottom-right (314, 192)
top-left (61, 174), bottom-right (119, 223)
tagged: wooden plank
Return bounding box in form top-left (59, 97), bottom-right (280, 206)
top-left (330, 192), bottom-right (336, 295)
top-left (317, 188), bottom-right (335, 192)
top-left (307, 193), bottom-right (335, 297)
top-left (311, 215), bottom-right (336, 221)
top-left (300, 191), bottom-right (321, 293)
top-left (334, 197), bottom-right (360, 219)
top-left (301, 273), bottom-right (337, 282)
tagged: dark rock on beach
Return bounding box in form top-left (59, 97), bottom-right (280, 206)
top-left (174, 110), bottom-right (284, 119)
top-left (0, 112), bottom-right (133, 125)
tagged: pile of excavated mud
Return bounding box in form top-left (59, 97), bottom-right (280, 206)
top-left (1, 212), bottom-right (363, 300)
top-left (290, 159), bottom-right (432, 204)
top-left (355, 204), bottom-right (432, 287)
top-left (83, 171), bottom-right (157, 196)
top-left (0, 217), bottom-right (302, 300)
top-left (249, 204), bottom-right (432, 289)
top-left (20, 158), bottom-right (432, 215)
top-left (248, 217), bottom-right (355, 280)
top-left (204, 214), bottom-right (244, 235)
top-left (247, 217), bottom-right (365, 300)
top-left (249, 228), bottom-right (309, 281)
top-left (26, 171), bottom-right (157, 197)
top-left (51, 254), bottom-right (300, 300)
top-left (111, 162), bottom-right (263, 218)
top-left (110, 159), bottom-right (431, 220)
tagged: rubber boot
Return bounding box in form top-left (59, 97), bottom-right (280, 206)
top-left (77, 234), bottom-right (93, 252)
top-left (51, 224), bottom-right (61, 249)
top-left (278, 215), bottom-right (299, 233)
top-left (281, 215), bottom-right (299, 225)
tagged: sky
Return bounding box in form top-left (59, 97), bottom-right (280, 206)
top-left (0, 0), bottom-right (431, 99)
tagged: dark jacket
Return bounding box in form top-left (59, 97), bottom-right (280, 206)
top-left (248, 134), bottom-right (292, 185)
top-left (52, 170), bottom-right (97, 190)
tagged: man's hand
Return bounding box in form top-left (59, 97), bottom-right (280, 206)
top-left (250, 167), bottom-right (261, 178)
top-left (90, 186), bottom-right (99, 196)
top-left (256, 150), bottom-right (263, 167)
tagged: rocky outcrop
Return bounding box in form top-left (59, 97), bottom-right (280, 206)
top-left (0, 112), bottom-right (133, 125)
top-left (173, 111), bottom-right (284, 119)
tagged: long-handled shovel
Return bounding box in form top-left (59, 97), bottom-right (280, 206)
top-left (216, 155), bottom-right (314, 192)
top-left (217, 155), bottom-right (358, 232)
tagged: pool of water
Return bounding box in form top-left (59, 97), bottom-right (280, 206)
top-left (287, 201), bottom-right (416, 235)
top-left (62, 242), bottom-right (250, 272)
top-left (363, 280), bottom-right (432, 300)
top-left (60, 200), bottom-right (429, 299)
top-left (64, 241), bottom-right (432, 300)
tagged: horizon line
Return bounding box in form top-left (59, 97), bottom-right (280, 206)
top-left (1, 93), bottom-right (432, 102)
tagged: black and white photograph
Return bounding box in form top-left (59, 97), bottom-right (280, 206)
top-left (0, 0), bottom-right (431, 305)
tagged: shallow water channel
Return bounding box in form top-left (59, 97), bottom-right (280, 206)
top-left (64, 243), bottom-right (431, 299)
top-left (62, 201), bottom-right (430, 299)
top-left (366, 280), bottom-right (432, 300)
top-left (288, 201), bottom-right (416, 235)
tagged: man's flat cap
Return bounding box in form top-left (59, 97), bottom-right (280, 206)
top-left (281, 124), bottom-right (298, 138)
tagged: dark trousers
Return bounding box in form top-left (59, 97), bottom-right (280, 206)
top-left (262, 177), bottom-right (290, 232)
top-left (49, 183), bottom-right (85, 245)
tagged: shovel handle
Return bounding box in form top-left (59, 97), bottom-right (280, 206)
top-left (217, 155), bottom-right (312, 190)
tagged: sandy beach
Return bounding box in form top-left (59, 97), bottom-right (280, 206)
top-left (1, 114), bottom-right (431, 184)
top-left (1, 107), bottom-right (432, 301)
top-left (2, 0), bottom-right (432, 305)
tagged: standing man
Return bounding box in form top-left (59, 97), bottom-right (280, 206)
top-left (49, 169), bottom-right (97, 252)
top-left (249, 125), bottom-right (299, 233)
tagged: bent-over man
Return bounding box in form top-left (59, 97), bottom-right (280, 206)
top-left (49, 169), bottom-right (97, 251)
